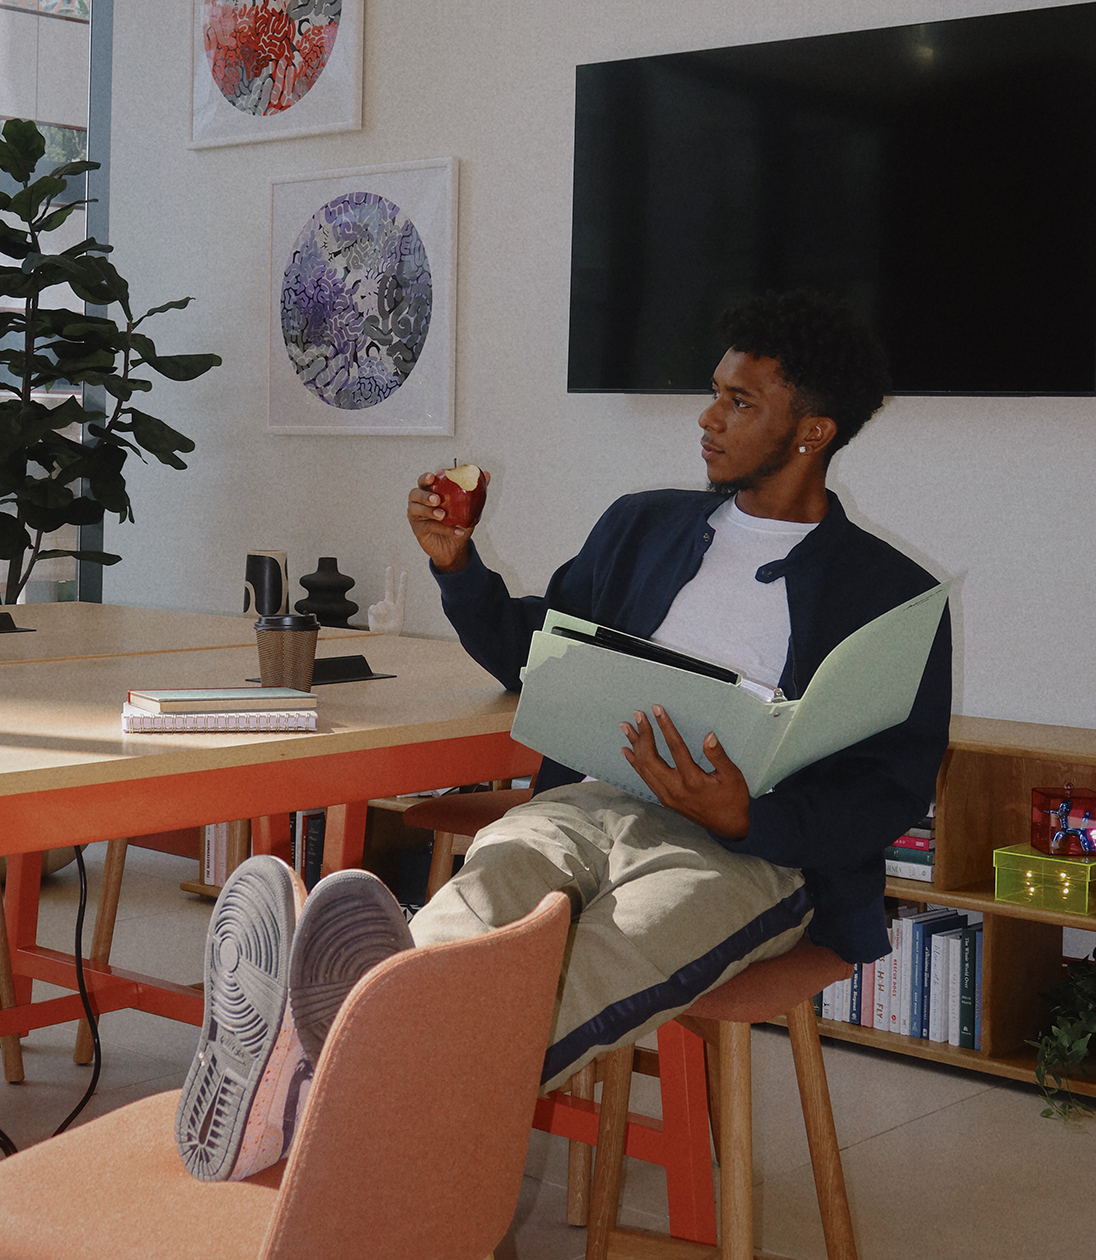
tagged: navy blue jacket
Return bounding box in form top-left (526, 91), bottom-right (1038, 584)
top-left (433, 489), bottom-right (952, 963)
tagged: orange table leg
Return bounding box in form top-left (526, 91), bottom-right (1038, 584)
top-left (251, 813), bottom-right (292, 864)
top-left (4, 852), bottom-right (42, 1013)
top-left (654, 1020), bottom-right (718, 1244)
top-left (322, 800), bottom-right (370, 876)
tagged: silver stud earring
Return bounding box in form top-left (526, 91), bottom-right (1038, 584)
top-left (798, 445), bottom-right (808, 454)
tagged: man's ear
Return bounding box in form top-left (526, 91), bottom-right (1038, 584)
top-left (799, 416), bottom-right (838, 457)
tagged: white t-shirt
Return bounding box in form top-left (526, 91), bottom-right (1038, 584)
top-left (651, 498), bottom-right (817, 689)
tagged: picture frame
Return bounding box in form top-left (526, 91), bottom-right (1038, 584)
top-left (268, 158), bottom-right (458, 436)
top-left (191, 0), bottom-right (364, 150)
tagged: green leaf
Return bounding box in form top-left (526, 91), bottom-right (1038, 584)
top-left (23, 494), bottom-right (104, 532)
top-left (34, 547), bottom-right (120, 566)
top-left (140, 350), bottom-right (222, 382)
top-left (0, 220), bottom-right (32, 260)
top-left (133, 296), bottom-right (195, 327)
top-left (48, 159), bottom-right (99, 181)
top-left (0, 511), bottom-right (30, 560)
top-left (8, 175), bottom-right (67, 225)
top-left (83, 442), bottom-right (131, 518)
top-left (22, 252), bottom-right (127, 309)
top-left (0, 119), bottom-right (45, 184)
top-left (37, 201), bottom-right (84, 235)
top-left (100, 374), bottom-right (152, 400)
top-left (126, 409), bottom-right (195, 468)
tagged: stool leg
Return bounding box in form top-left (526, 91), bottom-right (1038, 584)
top-left (566, 1060), bottom-right (596, 1225)
top-left (425, 831), bottom-right (458, 901)
top-left (74, 838), bottom-right (128, 1064)
top-left (720, 1021), bottom-right (753, 1260)
top-left (585, 1044), bottom-right (633, 1260)
top-left (0, 882), bottom-right (25, 1082)
top-left (786, 999), bottom-right (857, 1260)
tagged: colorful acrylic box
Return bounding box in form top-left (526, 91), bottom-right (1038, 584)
top-left (1030, 785), bottom-right (1096, 856)
top-left (994, 842), bottom-right (1096, 915)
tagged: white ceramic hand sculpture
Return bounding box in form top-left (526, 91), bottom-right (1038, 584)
top-left (367, 566), bottom-right (408, 635)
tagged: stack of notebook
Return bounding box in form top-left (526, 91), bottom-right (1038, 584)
top-left (120, 687), bottom-right (318, 733)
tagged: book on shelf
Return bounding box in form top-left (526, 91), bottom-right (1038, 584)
top-left (511, 584), bottom-right (950, 801)
top-left (900, 909), bottom-right (951, 1035)
top-left (858, 962), bottom-right (874, 1027)
top-left (874, 928), bottom-right (894, 1031)
top-left (302, 809), bottom-right (326, 891)
top-left (883, 844), bottom-right (934, 865)
top-left (889, 919), bottom-right (903, 1034)
top-left (891, 832), bottom-right (936, 852)
top-left (291, 808), bottom-right (325, 883)
top-left (203, 821), bottom-right (229, 888)
top-left (958, 922), bottom-right (984, 1049)
top-left (127, 687), bottom-right (317, 714)
top-left (121, 704), bottom-right (317, 733)
top-left (885, 856), bottom-right (935, 882)
top-left (917, 912), bottom-right (967, 1039)
top-left (974, 925), bottom-right (985, 1051)
top-left (929, 927), bottom-right (964, 1043)
top-left (947, 930), bottom-right (964, 1047)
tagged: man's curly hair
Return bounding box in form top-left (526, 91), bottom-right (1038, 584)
top-left (718, 291), bottom-right (891, 460)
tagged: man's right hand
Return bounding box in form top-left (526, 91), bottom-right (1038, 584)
top-left (407, 470), bottom-right (490, 573)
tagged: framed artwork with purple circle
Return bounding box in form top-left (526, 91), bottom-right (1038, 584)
top-left (191, 0), bottom-right (363, 149)
top-left (269, 159), bottom-right (457, 435)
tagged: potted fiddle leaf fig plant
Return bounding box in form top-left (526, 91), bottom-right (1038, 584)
top-left (0, 117), bottom-right (221, 604)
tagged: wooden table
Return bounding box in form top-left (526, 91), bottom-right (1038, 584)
top-left (0, 607), bottom-right (537, 1060)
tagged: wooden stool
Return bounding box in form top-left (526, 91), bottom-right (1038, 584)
top-left (586, 936), bottom-right (858, 1260)
top-left (401, 786), bottom-right (535, 901)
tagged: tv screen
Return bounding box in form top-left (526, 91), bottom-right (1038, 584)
top-left (568, 3), bottom-right (1096, 395)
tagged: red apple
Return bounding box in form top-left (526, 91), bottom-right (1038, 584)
top-left (433, 463), bottom-right (487, 529)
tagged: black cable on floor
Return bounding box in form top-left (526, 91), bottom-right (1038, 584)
top-left (53, 845), bottom-right (101, 1136)
top-left (0, 844), bottom-right (103, 1158)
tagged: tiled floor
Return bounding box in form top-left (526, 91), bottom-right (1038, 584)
top-left (3, 843), bottom-right (1094, 1259)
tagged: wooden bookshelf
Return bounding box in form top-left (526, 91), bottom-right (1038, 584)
top-left (803, 715), bottom-right (1096, 1097)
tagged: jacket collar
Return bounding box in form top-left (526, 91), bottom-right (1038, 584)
top-left (752, 490), bottom-right (847, 584)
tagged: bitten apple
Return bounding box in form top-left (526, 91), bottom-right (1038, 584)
top-left (433, 463), bottom-right (487, 529)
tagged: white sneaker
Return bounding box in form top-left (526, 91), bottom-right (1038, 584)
top-left (175, 856), bottom-right (310, 1182)
top-left (289, 869), bottom-right (414, 1067)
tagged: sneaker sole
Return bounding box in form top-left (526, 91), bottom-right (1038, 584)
top-left (175, 856), bottom-right (298, 1181)
top-left (289, 870), bottom-right (414, 1067)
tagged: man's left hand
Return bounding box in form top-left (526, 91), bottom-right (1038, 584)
top-left (621, 706), bottom-right (751, 839)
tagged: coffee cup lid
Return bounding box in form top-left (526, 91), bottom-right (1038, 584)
top-left (255, 613), bottom-right (321, 630)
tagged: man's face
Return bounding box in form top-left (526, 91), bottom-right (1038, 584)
top-left (699, 349), bottom-right (803, 494)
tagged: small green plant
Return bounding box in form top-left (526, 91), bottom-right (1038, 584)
top-left (1028, 951), bottom-right (1096, 1123)
top-left (0, 117), bottom-right (220, 603)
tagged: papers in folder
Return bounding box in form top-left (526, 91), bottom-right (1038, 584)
top-left (510, 582), bottom-right (950, 801)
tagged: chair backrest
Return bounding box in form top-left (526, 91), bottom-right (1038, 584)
top-left (259, 890), bottom-right (571, 1260)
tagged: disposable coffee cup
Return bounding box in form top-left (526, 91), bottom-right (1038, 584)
top-left (255, 613), bottom-right (320, 691)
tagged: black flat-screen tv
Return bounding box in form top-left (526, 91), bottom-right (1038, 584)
top-left (568, 3), bottom-right (1096, 395)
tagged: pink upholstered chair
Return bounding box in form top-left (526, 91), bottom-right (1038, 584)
top-left (0, 890), bottom-right (571, 1260)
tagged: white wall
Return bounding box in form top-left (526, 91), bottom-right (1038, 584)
top-left (104, 0), bottom-right (1096, 730)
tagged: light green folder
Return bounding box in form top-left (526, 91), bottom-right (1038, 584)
top-left (511, 581), bottom-right (950, 800)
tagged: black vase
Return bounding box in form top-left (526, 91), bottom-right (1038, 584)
top-left (295, 557), bottom-right (359, 628)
